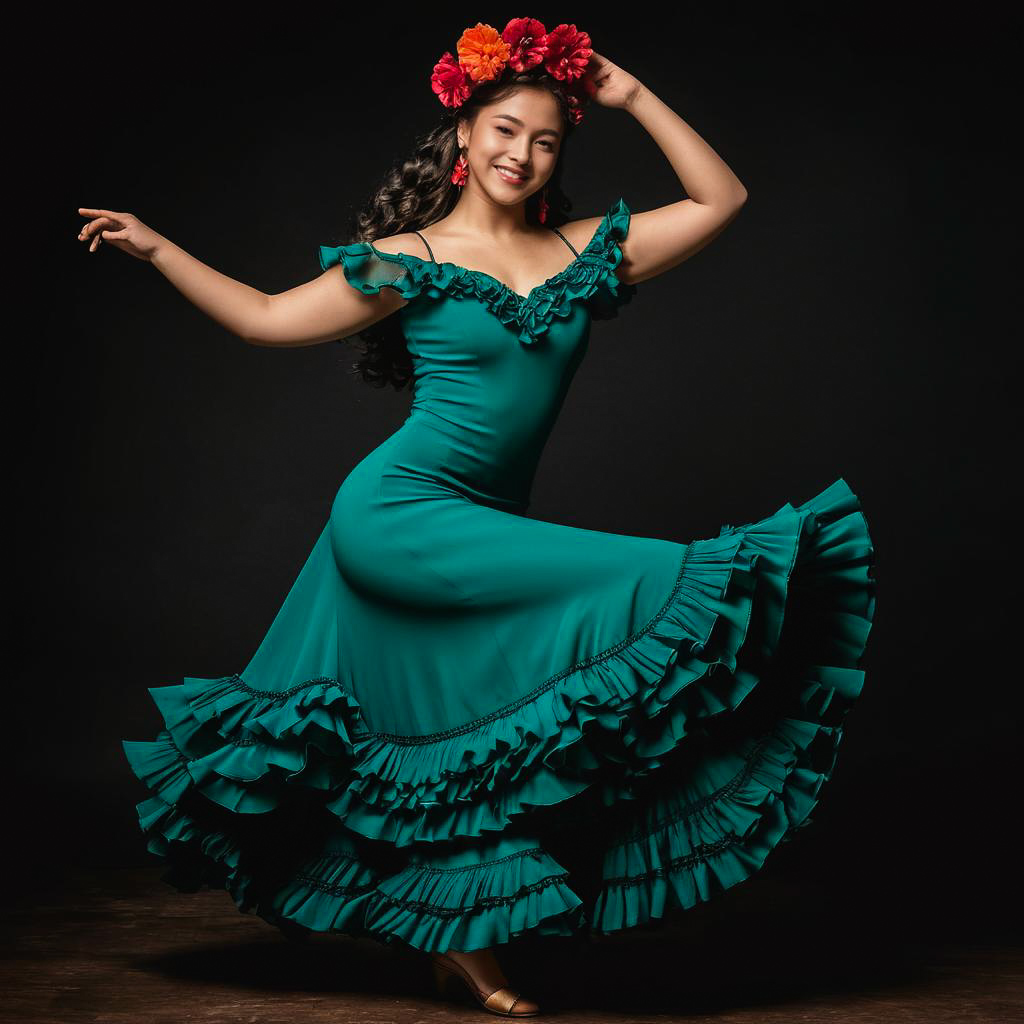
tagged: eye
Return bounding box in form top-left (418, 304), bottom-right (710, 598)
top-left (495, 125), bottom-right (555, 151)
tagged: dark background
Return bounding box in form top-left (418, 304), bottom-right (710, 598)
top-left (16, 7), bottom-right (1020, 944)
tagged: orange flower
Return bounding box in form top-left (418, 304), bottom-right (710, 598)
top-left (456, 23), bottom-right (511, 84)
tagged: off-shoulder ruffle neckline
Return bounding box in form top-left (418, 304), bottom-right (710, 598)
top-left (320, 198), bottom-right (635, 346)
top-left (369, 197), bottom-right (630, 307)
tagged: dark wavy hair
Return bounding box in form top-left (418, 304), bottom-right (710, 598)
top-left (328, 70), bottom-right (583, 392)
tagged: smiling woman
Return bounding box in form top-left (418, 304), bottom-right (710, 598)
top-left (111, 16), bottom-right (877, 1021)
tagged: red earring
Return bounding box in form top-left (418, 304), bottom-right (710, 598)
top-left (537, 188), bottom-right (549, 224)
top-left (451, 152), bottom-right (469, 187)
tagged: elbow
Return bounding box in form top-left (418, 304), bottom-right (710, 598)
top-left (720, 188), bottom-right (748, 224)
top-left (242, 293), bottom-right (274, 347)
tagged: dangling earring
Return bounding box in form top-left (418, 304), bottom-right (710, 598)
top-left (451, 151), bottom-right (469, 187)
top-left (537, 187), bottom-right (550, 224)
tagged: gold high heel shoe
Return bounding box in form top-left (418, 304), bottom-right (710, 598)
top-left (430, 951), bottom-right (542, 1018)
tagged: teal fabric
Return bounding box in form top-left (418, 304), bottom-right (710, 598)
top-left (122, 197), bottom-right (878, 952)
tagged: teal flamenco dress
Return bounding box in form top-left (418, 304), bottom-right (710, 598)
top-left (122, 198), bottom-right (877, 952)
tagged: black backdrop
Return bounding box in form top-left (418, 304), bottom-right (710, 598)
top-left (15, 8), bottom-right (1020, 941)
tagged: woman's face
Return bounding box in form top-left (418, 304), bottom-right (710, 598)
top-left (460, 88), bottom-right (563, 203)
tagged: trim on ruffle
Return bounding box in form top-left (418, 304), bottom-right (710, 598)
top-left (125, 749), bottom-right (586, 952)
top-left (372, 544), bottom-right (698, 746)
top-left (125, 681), bottom-right (863, 948)
top-left (589, 706), bottom-right (851, 932)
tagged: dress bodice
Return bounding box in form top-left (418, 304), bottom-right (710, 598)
top-left (317, 198), bottom-right (637, 509)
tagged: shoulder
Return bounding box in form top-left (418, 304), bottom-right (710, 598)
top-left (551, 211), bottom-right (607, 253)
top-left (366, 231), bottom-right (433, 262)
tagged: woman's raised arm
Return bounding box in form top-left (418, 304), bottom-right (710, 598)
top-left (579, 53), bottom-right (749, 287)
top-left (76, 207), bottom-right (404, 348)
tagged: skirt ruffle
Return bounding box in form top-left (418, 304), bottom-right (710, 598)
top-left (122, 476), bottom-right (876, 951)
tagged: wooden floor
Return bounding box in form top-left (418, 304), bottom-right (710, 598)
top-left (2, 865), bottom-right (1020, 1022)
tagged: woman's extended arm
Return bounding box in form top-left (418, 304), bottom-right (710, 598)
top-left (149, 238), bottom-right (272, 343)
top-left (152, 240), bottom-right (406, 348)
top-left (77, 207), bottom-right (402, 348)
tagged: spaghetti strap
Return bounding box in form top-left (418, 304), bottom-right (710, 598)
top-left (412, 230), bottom-right (436, 265)
top-left (550, 226), bottom-right (580, 258)
top-left (415, 226), bottom-right (578, 264)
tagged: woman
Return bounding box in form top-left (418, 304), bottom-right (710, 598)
top-left (99, 19), bottom-right (877, 1019)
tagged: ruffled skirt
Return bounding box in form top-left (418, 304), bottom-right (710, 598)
top-left (122, 476), bottom-right (876, 952)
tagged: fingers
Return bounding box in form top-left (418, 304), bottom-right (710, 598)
top-left (99, 228), bottom-right (127, 250)
top-left (78, 213), bottom-right (115, 251)
top-left (77, 208), bottom-right (134, 253)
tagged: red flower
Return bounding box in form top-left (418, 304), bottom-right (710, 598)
top-left (542, 24), bottom-right (593, 83)
top-left (559, 76), bottom-right (588, 125)
top-left (431, 51), bottom-right (471, 108)
top-left (500, 17), bottom-right (549, 72)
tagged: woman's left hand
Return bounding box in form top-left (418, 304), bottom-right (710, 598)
top-left (582, 51), bottom-right (645, 111)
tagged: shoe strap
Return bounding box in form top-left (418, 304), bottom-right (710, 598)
top-left (484, 987), bottom-right (523, 1014)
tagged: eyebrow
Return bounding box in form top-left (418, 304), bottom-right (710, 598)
top-left (491, 114), bottom-right (561, 139)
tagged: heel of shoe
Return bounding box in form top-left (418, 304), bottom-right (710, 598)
top-left (430, 958), bottom-right (461, 998)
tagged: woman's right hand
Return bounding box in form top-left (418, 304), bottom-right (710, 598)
top-left (77, 208), bottom-right (167, 262)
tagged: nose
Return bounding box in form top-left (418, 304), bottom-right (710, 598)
top-left (507, 145), bottom-right (531, 168)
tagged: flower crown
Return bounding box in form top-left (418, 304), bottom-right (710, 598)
top-left (430, 17), bottom-right (593, 125)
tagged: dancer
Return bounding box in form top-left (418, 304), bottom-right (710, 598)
top-left (93, 18), bottom-right (877, 1018)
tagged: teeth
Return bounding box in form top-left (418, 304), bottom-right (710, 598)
top-left (495, 166), bottom-right (526, 182)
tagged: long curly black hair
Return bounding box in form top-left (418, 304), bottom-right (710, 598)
top-left (326, 70), bottom-right (584, 392)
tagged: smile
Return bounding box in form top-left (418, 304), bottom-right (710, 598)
top-left (494, 165), bottom-right (528, 184)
